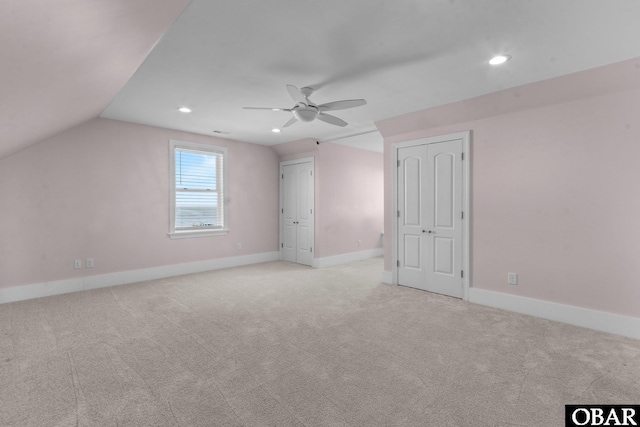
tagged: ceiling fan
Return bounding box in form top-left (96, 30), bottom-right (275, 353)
top-left (243, 85), bottom-right (367, 128)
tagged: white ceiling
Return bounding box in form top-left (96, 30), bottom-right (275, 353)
top-left (100, 0), bottom-right (640, 150)
top-left (4, 1), bottom-right (640, 159)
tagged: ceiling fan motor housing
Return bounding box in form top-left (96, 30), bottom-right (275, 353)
top-left (294, 106), bottom-right (319, 122)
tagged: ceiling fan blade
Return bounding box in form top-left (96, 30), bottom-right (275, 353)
top-left (282, 116), bottom-right (298, 128)
top-left (286, 84), bottom-right (306, 104)
top-left (318, 99), bottom-right (367, 111)
top-left (317, 113), bottom-right (348, 127)
top-left (243, 107), bottom-right (291, 111)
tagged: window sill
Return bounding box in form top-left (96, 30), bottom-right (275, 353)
top-left (169, 229), bottom-right (230, 239)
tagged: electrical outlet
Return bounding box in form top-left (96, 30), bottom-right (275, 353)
top-left (74, 259), bottom-right (82, 269)
top-left (237, 242), bottom-right (242, 251)
top-left (86, 258), bottom-right (94, 268)
top-left (508, 272), bottom-right (518, 285)
top-left (358, 239), bottom-right (362, 247)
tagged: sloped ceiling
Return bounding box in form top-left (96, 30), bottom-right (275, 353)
top-left (0, 0), bottom-right (190, 160)
top-left (4, 1), bottom-right (640, 160)
top-left (101, 0), bottom-right (640, 148)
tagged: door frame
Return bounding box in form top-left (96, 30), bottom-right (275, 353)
top-left (392, 131), bottom-right (471, 300)
top-left (279, 157), bottom-right (315, 263)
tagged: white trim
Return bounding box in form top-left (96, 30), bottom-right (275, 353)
top-left (381, 270), bottom-right (393, 285)
top-left (468, 288), bottom-right (640, 340)
top-left (279, 157), bottom-right (315, 264)
top-left (169, 228), bottom-right (229, 239)
top-left (0, 252), bottom-right (279, 305)
top-left (312, 248), bottom-right (383, 268)
top-left (391, 131), bottom-right (471, 300)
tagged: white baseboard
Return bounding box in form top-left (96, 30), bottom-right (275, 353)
top-left (312, 248), bottom-right (383, 268)
top-left (468, 288), bottom-right (640, 340)
top-left (0, 251), bottom-right (280, 305)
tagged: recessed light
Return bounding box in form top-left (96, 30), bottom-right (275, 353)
top-left (272, 128), bottom-right (281, 133)
top-left (272, 108), bottom-right (281, 111)
top-left (489, 54), bottom-right (511, 65)
top-left (178, 107), bottom-right (192, 113)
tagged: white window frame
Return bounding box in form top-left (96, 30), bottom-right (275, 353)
top-left (169, 139), bottom-right (229, 239)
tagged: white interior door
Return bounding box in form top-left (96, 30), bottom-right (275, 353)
top-left (281, 160), bottom-right (314, 266)
top-left (295, 161), bottom-right (314, 266)
top-left (424, 140), bottom-right (463, 297)
top-left (282, 164), bottom-right (297, 263)
top-left (397, 139), bottom-right (464, 298)
top-left (398, 145), bottom-right (428, 287)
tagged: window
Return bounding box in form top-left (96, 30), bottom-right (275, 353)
top-left (169, 140), bottom-right (228, 238)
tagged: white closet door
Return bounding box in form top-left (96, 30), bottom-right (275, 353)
top-left (397, 139), bottom-right (463, 298)
top-left (282, 164), bottom-right (298, 263)
top-left (281, 161), bottom-right (314, 266)
top-left (397, 145), bottom-right (428, 287)
top-left (424, 140), bottom-right (463, 298)
top-left (295, 161), bottom-right (314, 266)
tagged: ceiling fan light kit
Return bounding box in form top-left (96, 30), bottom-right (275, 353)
top-left (243, 84), bottom-right (367, 129)
top-left (293, 107), bottom-right (318, 122)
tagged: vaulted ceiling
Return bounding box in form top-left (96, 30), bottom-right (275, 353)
top-left (0, 0), bottom-right (190, 160)
top-left (3, 0), bottom-right (640, 160)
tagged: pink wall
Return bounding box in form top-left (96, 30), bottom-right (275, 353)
top-left (0, 0), bottom-right (191, 160)
top-left (316, 142), bottom-right (384, 258)
top-left (378, 58), bottom-right (640, 318)
top-left (273, 139), bottom-right (384, 259)
top-left (0, 117), bottom-right (383, 290)
top-left (271, 138), bottom-right (318, 161)
top-left (0, 118), bottom-right (279, 288)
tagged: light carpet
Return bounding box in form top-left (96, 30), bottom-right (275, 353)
top-left (1, 257), bottom-right (639, 426)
